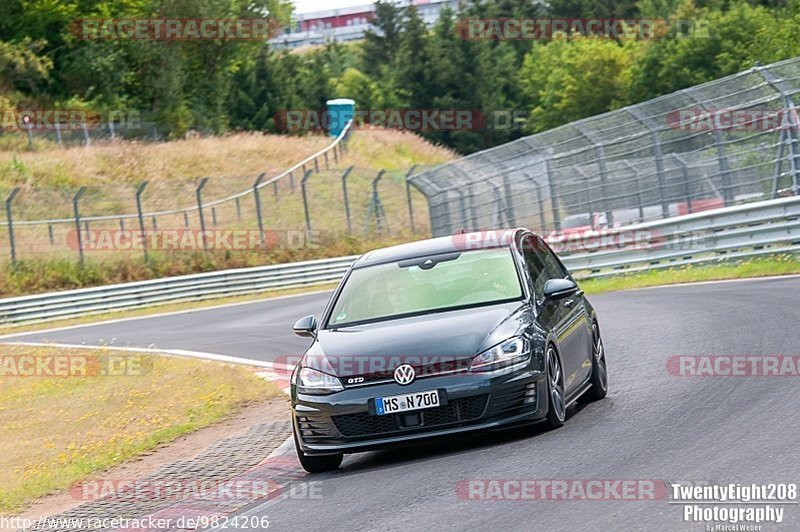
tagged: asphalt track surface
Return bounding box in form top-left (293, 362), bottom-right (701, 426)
top-left (3, 276), bottom-right (800, 530)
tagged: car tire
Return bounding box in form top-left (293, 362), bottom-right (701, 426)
top-left (543, 346), bottom-right (566, 429)
top-left (583, 321), bottom-right (608, 402)
top-left (294, 428), bottom-right (343, 474)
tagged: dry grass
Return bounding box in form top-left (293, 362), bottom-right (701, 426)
top-left (0, 129), bottom-right (454, 220)
top-left (0, 344), bottom-right (278, 513)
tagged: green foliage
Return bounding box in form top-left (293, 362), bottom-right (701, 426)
top-left (0, 0), bottom-right (796, 153)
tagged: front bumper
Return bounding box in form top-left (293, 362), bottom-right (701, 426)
top-left (292, 367), bottom-right (548, 455)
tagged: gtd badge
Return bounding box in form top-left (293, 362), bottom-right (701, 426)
top-left (393, 364), bottom-right (416, 385)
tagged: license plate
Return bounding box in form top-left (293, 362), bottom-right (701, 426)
top-left (375, 390), bottom-right (440, 415)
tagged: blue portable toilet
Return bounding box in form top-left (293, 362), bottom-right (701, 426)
top-left (326, 98), bottom-right (356, 137)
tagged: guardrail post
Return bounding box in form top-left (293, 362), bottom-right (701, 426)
top-left (235, 197), bottom-right (241, 221)
top-left (48, 224), bottom-right (54, 245)
top-left (5, 188), bottom-right (20, 265)
top-left (324, 151), bottom-right (330, 170)
top-left (405, 165), bottom-right (418, 233)
top-left (314, 157), bottom-right (320, 174)
top-left (183, 212), bottom-right (189, 228)
top-left (253, 173), bottom-right (267, 249)
top-left (301, 169), bottom-right (314, 234)
top-left (73, 187), bottom-right (87, 265)
top-left (135, 181), bottom-right (149, 263)
top-left (195, 177), bottom-right (209, 251)
top-left (341, 166), bottom-right (354, 234)
top-left (211, 207), bottom-right (217, 226)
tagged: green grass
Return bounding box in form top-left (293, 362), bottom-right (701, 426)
top-left (580, 254), bottom-right (800, 294)
top-left (0, 345), bottom-right (280, 513)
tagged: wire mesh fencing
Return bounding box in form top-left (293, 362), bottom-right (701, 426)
top-left (0, 161), bottom-right (431, 266)
top-left (410, 57), bottom-right (800, 238)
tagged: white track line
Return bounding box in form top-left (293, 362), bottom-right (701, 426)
top-left (619, 273), bottom-right (800, 292)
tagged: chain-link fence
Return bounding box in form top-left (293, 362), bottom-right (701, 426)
top-left (0, 123), bottom-right (437, 264)
top-left (0, 121), bottom-right (166, 150)
top-left (411, 57), bottom-right (800, 237)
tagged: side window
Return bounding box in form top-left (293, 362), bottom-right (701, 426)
top-left (522, 236), bottom-right (567, 298)
top-left (540, 243), bottom-right (568, 281)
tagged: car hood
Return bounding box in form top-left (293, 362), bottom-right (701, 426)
top-left (304, 302), bottom-right (529, 378)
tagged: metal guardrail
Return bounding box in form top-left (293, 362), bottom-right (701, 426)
top-left (0, 255), bottom-right (358, 326)
top-left (1, 197), bottom-right (798, 326)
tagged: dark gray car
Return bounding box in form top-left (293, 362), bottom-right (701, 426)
top-left (290, 228), bottom-right (608, 473)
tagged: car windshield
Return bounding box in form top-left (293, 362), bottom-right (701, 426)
top-left (327, 248), bottom-right (523, 328)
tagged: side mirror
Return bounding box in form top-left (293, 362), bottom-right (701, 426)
top-left (543, 278), bottom-right (579, 302)
top-left (292, 315), bottom-right (317, 338)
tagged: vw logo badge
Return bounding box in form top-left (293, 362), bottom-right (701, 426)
top-left (393, 364), bottom-right (416, 385)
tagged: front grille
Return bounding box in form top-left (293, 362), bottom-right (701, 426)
top-left (332, 395), bottom-right (489, 438)
top-left (342, 358), bottom-right (472, 388)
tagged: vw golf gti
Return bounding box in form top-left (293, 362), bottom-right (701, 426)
top-left (290, 228), bottom-right (608, 472)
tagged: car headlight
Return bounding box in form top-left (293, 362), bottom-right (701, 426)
top-left (295, 366), bottom-right (344, 394)
top-left (470, 337), bottom-right (530, 372)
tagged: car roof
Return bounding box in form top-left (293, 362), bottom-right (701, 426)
top-left (352, 228), bottom-right (528, 268)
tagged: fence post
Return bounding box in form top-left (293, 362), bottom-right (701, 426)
top-left (405, 165), bottom-right (418, 233)
top-left (235, 197), bottom-right (241, 220)
top-left (625, 107), bottom-right (669, 218)
top-left (55, 123), bottom-right (63, 146)
top-left (211, 207), bottom-right (217, 226)
top-left (25, 121), bottom-right (33, 150)
top-left (253, 173), bottom-right (266, 249)
top-left (301, 169), bottom-right (314, 234)
top-left (82, 121), bottom-right (90, 146)
top-left (341, 166), bottom-right (354, 234)
top-left (5, 188), bottom-right (20, 265)
top-left (135, 181), bottom-right (149, 263)
top-left (544, 159), bottom-right (560, 232)
top-left (501, 174), bottom-right (516, 226)
top-left (672, 154), bottom-right (693, 214)
top-left (195, 177), bottom-right (209, 251)
top-left (574, 167), bottom-right (594, 228)
top-left (73, 187), bottom-right (87, 265)
top-left (534, 183), bottom-right (546, 231)
top-left (365, 170), bottom-right (387, 233)
top-left (48, 224), bottom-right (54, 245)
top-left (622, 161), bottom-right (645, 222)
